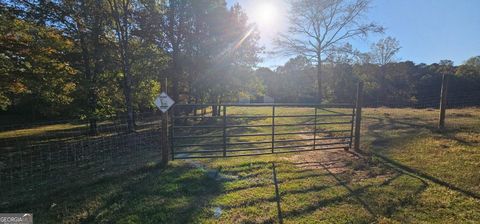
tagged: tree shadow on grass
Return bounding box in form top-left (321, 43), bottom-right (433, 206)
top-left (2, 162), bottom-right (223, 224)
top-left (365, 114), bottom-right (478, 148)
top-left (371, 152), bottom-right (480, 200)
top-left (363, 115), bottom-right (480, 200)
top-left (203, 156), bottom-right (429, 223)
top-left (272, 159), bottom-right (429, 223)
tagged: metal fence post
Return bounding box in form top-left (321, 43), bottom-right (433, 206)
top-left (354, 82), bottom-right (364, 152)
top-left (313, 107), bottom-right (317, 150)
top-left (439, 74), bottom-right (449, 129)
top-left (348, 106), bottom-right (355, 150)
top-left (161, 111), bottom-right (169, 165)
top-left (272, 105), bottom-right (275, 153)
top-left (170, 109), bottom-right (175, 161)
top-left (223, 105), bottom-right (227, 157)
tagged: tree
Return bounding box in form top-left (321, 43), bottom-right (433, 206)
top-left (455, 56), bottom-right (480, 105)
top-left (275, 0), bottom-right (383, 102)
top-left (255, 67), bottom-right (278, 99)
top-left (456, 56), bottom-right (480, 80)
top-left (0, 6), bottom-right (77, 116)
top-left (206, 3), bottom-right (263, 105)
top-left (437, 60), bottom-right (455, 75)
top-left (369, 36), bottom-right (400, 65)
top-left (274, 56), bottom-right (316, 102)
top-left (54, 0), bottom-right (109, 134)
top-left (157, 0), bottom-right (190, 103)
top-left (135, 1), bottom-right (262, 117)
top-left (107, 0), bottom-right (136, 132)
top-left (324, 63), bottom-right (358, 102)
top-left (10, 0), bottom-right (113, 133)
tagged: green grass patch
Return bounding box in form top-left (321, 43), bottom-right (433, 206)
top-left (1, 107), bottom-right (479, 223)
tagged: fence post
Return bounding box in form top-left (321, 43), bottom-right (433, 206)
top-left (161, 78), bottom-right (169, 165)
top-left (354, 81), bottom-right (364, 152)
top-left (170, 113), bottom-right (174, 161)
top-left (223, 105), bottom-right (227, 157)
top-left (272, 105), bottom-right (275, 153)
top-left (161, 111), bottom-right (169, 165)
top-left (313, 107), bottom-right (317, 150)
top-left (439, 74), bottom-right (449, 129)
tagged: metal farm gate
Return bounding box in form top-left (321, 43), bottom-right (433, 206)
top-left (170, 103), bottom-right (358, 159)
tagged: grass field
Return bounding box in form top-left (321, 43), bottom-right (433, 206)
top-left (1, 107), bottom-right (479, 223)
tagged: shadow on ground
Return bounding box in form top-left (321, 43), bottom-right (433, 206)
top-left (2, 163), bottom-right (222, 224)
top-left (4, 148), bottom-right (480, 223)
top-left (363, 114), bottom-right (480, 198)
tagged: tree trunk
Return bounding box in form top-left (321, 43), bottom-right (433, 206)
top-left (109, 0), bottom-right (135, 132)
top-left (171, 50), bottom-right (180, 107)
top-left (123, 47), bottom-right (135, 132)
top-left (88, 14), bottom-right (104, 136)
top-left (316, 57), bottom-right (323, 103)
top-left (79, 35), bottom-right (98, 136)
top-left (122, 2), bottom-right (135, 132)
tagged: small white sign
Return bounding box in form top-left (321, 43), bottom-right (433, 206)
top-left (155, 92), bottom-right (175, 113)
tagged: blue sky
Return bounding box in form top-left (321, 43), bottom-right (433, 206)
top-left (227, 0), bottom-right (480, 68)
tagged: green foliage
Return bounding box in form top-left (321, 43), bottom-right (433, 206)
top-left (1, 0), bottom-right (479, 123)
top-left (1, 0), bottom-right (263, 121)
top-left (456, 56), bottom-right (480, 80)
top-left (258, 57), bottom-right (480, 106)
top-left (0, 8), bottom-right (77, 115)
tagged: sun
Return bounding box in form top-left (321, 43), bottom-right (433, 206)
top-left (253, 2), bottom-right (279, 27)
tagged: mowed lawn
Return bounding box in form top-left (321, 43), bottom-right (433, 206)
top-left (1, 107), bottom-right (479, 223)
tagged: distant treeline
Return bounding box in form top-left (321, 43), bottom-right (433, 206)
top-left (256, 56), bottom-right (480, 107)
top-left (1, 0), bottom-right (479, 129)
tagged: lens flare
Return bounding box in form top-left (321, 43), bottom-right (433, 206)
top-left (253, 2), bottom-right (278, 27)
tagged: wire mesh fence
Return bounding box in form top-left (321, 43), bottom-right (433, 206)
top-left (361, 91), bottom-right (480, 130)
top-left (0, 112), bottom-right (164, 207)
top-left (0, 86), bottom-right (478, 208)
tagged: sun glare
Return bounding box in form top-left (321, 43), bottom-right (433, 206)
top-left (253, 2), bottom-right (278, 27)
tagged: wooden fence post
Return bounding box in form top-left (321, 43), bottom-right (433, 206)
top-left (354, 81), bottom-right (364, 152)
top-left (161, 78), bottom-right (169, 165)
top-left (161, 111), bottom-right (169, 165)
top-left (223, 105), bottom-right (227, 157)
top-left (439, 74), bottom-right (449, 129)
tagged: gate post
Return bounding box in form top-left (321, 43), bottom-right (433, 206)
top-left (438, 74), bottom-right (449, 129)
top-left (223, 105), bottom-right (227, 157)
top-left (161, 111), bottom-right (169, 165)
top-left (354, 82), bottom-right (364, 152)
top-left (271, 105), bottom-right (275, 153)
top-left (161, 78), bottom-right (169, 165)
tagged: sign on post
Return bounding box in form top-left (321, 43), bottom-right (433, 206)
top-left (155, 92), bottom-right (175, 113)
top-left (155, 92), bottom-right (174, 165)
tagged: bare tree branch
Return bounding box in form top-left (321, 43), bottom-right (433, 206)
top-left (275, 0), bottom-right (383, 102)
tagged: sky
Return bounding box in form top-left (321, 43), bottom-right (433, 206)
top-left (226, 0), bottom-right (480, 68)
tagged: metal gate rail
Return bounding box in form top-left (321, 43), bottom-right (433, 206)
top-left (171, 103), bottom-right (355, 159)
